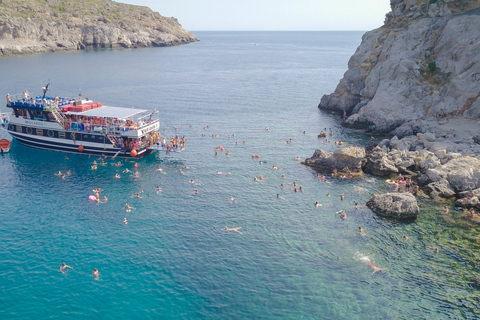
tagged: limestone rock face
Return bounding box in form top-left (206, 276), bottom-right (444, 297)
top-left (364, 146), bottom-right (399, 176)
top-left (302, 146), bottom-right (366, 173)
top-left (319, 0), bottom-right (480, 133)
top-left (367, 192), bottom-right (419, 220)
top-left (0, 0), bottom-right (197, 56)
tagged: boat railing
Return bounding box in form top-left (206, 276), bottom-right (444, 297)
top-left (8, 94), bottom-right (73, 110)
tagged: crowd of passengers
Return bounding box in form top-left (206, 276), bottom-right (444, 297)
top-left (115, 133), bottom-right (186, 152)
top-left (65, 114), bottom-right (153, 132)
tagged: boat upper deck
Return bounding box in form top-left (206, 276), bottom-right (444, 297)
top-left (66, 106), bottom-right (148, 120)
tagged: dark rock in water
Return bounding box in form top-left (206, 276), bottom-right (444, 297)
top-left (302, 146), bottom-right (366, 174)
top-left (367, 193), bottom-right (419, 220)
top-left (363, 146), bottom-right (399, 176)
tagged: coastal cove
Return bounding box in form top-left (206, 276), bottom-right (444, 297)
top-left (1, 31), bottom-right (480, 319)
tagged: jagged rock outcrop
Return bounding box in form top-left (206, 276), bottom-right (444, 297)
top-left (319, 0), bottom-right (480, 134)
top-left (364, 146), bottom-right (399, 176)
top-left (0, 0), bottom-right (197, 56)
top-left (301, 146), bottom-right (366, 174)
top-left (367, 192), bottom-right (419, 220)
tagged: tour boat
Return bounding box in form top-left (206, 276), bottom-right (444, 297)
top-left (2, 86), bottom-right (184, 158)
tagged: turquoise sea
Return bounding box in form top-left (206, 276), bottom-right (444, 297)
top-left (1, 32), bottom-right (480, 319)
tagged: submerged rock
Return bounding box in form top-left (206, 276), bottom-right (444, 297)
top-left (367, 193), bottom-right (419, 220)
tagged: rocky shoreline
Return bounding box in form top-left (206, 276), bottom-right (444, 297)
top-left (302, 119), bottom-right (480, 218)
top-left (0, 0), bottom-right (197, 56)
top-left (308, 0), bottom-right (480, 219)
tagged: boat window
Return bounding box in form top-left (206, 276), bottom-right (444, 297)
top-left (47, 130), bottom-right (55, 138)
top-left (26, 127), bottom-right (33, 134)
top-left (58, 132), bottom-right (66, 139)
top-left (36, 129), bottom-right (43, 136)
top-left (16, 125), bottom-right (22, 133)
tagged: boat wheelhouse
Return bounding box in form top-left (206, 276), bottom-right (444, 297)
top-left (3, 88), bottom-right (183, 158)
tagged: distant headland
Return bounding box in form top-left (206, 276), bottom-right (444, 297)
top-left (0, 0), bottom-right (198, 56)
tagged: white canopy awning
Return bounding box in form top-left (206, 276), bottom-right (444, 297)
top-left (66, 106), bottom-right (148, 119)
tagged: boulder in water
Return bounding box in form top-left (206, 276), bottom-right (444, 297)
top-left (302, 146), bottom-right (366, 174)
top-left (367, 193), bottom-right (419, 220)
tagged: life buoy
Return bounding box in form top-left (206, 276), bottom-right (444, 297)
top-left (64, 123), bottom-right (70, 130)
top-left (85, 126), bottom-right (91, 132)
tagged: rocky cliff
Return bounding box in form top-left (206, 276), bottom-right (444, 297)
top-left (319, 0), bottom-right (480, 134)
top-left (0, 0), bottom-right (197, 56)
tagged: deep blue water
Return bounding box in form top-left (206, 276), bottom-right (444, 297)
top-left (1, 31), bottom-right (479, 319)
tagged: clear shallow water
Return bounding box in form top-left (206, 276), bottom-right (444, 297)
top-left (1, 31), bottom-right (479, 319)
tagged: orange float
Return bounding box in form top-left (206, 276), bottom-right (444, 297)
top-left (130, 149), bottom-right (138, 157)
top-left (78, 145), bottom-right (84, 152)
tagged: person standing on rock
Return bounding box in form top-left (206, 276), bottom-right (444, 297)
top-left (405, 177), bottom-right (411, 192)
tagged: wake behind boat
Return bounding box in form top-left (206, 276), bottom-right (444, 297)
top-left (4, 85), bottom-right (185, 158)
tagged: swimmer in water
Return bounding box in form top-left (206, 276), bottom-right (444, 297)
top-left (115, 173), bottom-right (121, 179)
top-left (67, 170), bottom-right (71, 175)
top-left (443, 205), bottom-right (449, 214)
top-left (125, 203), bottom-right (135, 212)
top-left (354, 202), bottom-right (359, 209)
top-left (402, 234), bottom-right (409, 241)
top-left (354, 252), bottom-right (383, 275)
top-left (59, 262), bottom-right (73, 273)
top-left (123, 218), bottom-right (128, 224)
top-left (358, 226), bottom-right (365, 234)
top-left (315, 201), bottom-right (322, 208)
top-left (340, 193), bottom-right (344, 201)
top-left (193, 189), bottom-right (198, 195)
top-left (91, 165), bottom-right (98, 170)
top-left (428, 246), bottom-right (439, 253)
top-left (103, 196), bottom-right (108, 202)
top-left (339, 210), bottom-right (347, 219)
top-left (230, 197), bottom-right (237, 203)
top-left (135, 192), bottom-right (143, 198)
top-left (123, 168), bottom-right (130, 173)
top-left (277, 193), bottom-right (285, 200)
top-left (156, 186), bottom-right (162, 193)
top-left (92, 268), bottom-right (99, 277)
top-left (222, 225), bottom-right (242, 234)
top-left (55, 171), bottom-right (62, 176)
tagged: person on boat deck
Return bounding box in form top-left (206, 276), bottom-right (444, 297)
top-left (6, 93), bottom-right (11, 105)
